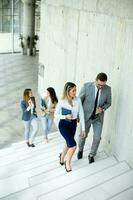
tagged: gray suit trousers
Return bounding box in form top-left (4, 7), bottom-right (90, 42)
top-left (78, 116), bottom-right (103, 156)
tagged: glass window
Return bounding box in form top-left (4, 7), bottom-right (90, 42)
top-left (0, 1), bottom-right (2, 8)
top-left (2, 0), bottom-right (12, 9)
top-left (2, 15), bottom-right (11, 32)
top-left (0, 15), bottom-right (2, 32)
top-left (14, 15), bottom-right (19, 26)
top-left (14, 0), bottom-right (19, 9)
top-left (3, 9), bottom-right (11, 15)
top-left (0, 0), bottom-right (24, 53)
top-left (14, 8), bottom-right (19, 15)
top-left (2, 25), bottom-right (11, 32)
top-left (3, 15), bottom-right (11, 25)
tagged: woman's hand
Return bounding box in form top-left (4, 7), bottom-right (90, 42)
top-left (65, 114), bottom-right (72, 120)
top-left (79, 131), bottom-right (86, 138)
top-left (41, 107), bottom-right (46, 112)
top-left (28, 99), bottom-right (32, 105)
top-left (28, 99), bottom-right (34, 108)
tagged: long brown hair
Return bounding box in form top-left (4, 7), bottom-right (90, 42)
top-left (62, 82), bottom-right (76, 100)
top-left (23, 88), bottom-right (31, 102)
top-left (47, 87), bottom-right (58, 104)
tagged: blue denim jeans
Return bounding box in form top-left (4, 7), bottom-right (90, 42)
top-left (41, 114), bottom-right (53, 139)
top-left (23, 115), bottom-right (38, 142)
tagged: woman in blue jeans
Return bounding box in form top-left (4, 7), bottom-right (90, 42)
top-left (41, 87), bottom-right (58, 143)
top-left (21, 89), bottom-right (38, 147)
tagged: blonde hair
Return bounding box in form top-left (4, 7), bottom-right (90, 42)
top-left (62, 82), bottom-right (76, 99)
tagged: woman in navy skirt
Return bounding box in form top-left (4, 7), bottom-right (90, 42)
top-left (55, 82), bottom-right (85, 172)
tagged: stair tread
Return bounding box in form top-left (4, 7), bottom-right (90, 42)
top-left (109, 186), bottom-right (133, 200)
top-left (0, 131), bottom-right (131, 200)
top-left (29, 151), bottom-right (107, 186)
top-left (0, 174), bottom-right (29, 198)
top-left (0, 142), bottom-right (95, 179)
top-left (37, 162), bottom-right (130, 200)
top-left (69, 170), bottom-right (133, 200)
top-left (0, 156), bottom-right (119, 200)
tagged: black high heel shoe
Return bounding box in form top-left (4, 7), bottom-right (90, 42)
top-left (59, 153), bottom-right (64, 165)
top-left (26, 142), bottom-right (31, 147)
top-left (64, 161), bottom-right (72, 172)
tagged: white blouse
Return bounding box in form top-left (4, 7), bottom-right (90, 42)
top-left (54, 97), bottom-right (85, 132)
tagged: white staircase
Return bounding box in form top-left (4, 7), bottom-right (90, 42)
top-left (0, 132), bottom-right (133, 200)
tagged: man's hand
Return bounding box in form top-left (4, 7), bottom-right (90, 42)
top-left (96, 107), bottom-right (104, 114)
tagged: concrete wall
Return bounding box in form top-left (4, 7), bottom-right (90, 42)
top-left (38, 0), bottom-right (133, 167)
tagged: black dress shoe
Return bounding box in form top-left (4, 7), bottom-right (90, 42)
top-left (88, 155), bottom-right (95, 163)
top-left (77, 151), bottom-right (83, 159)
top-left (59, 153), bottom-right (64, 165)
top-left (64, 161), bottom-right (72, 172)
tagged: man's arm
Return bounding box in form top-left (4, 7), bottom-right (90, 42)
top-left (79, 84), bottom-right (86, 104)
top-left (102, 87), bottom-right (112, 110)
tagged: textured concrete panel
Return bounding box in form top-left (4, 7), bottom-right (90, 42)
top-left (39, 0), bottom-right (133, 167)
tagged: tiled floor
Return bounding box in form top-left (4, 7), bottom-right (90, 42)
top-left (0, 54), bottom-right (39, 148)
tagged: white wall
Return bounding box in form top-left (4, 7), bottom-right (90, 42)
top-left (39, 0), bottom-right (133, 167)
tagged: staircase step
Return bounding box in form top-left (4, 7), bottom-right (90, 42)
top-left (109, 186), bottom-right (133, 200)
top-left (0, 147), bottom-right (14, 157)
top-left (0, 140), bottom-right (93, 179)
top-left (0, 143), bottom-right (61, 167)
top-left (29, 151), bottom-right (107, 186)
top-left (0, 130), bottom-right (90, 166)
top-left (11, 132), bottom-right (58, 147)
top-left (1, 156), bottom-right (118, 200)
top-left (38, 162), bottom-right (130, 200)
top-left (0, 132), bottom-right (60, 158)
top-left (0, 129), bottom-right (100, 159)
top-left (0, 174), bottom-right (29, 198)
top-left (69, 169), bottom-right (133, 200)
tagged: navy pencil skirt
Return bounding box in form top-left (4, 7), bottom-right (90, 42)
top-left (59, 119), bottom-right (77, 148)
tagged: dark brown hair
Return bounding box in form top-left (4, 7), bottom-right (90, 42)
top-left (96, 73), bottom-right (107, 82)
top-left (47, 87), bottom-right (58, 104)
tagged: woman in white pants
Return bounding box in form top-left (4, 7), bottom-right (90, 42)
top-left (41, 87), bottom-right (58, 143)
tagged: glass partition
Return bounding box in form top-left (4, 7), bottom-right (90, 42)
top-left (0, 0), bottom-right (40, 53)
top-left (0, 0), bottom-right (23, 53)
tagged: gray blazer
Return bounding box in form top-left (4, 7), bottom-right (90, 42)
top-left (79, 82), bottom-right (111, 123)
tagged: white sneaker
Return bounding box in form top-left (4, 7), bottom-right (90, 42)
top-left (44, 138), bottom-right (48, 143)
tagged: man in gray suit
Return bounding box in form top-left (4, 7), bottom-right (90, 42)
top-left (78, 73), bottom-right (111, 163)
